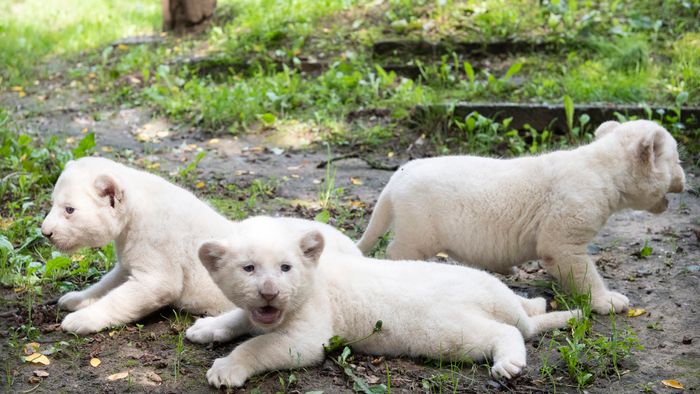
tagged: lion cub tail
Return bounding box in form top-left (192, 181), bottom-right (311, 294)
top-left (356, 190), bottom-right (393, 254)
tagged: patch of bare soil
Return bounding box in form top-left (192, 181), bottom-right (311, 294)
top-left (1, 90), bottom-right (698, 393)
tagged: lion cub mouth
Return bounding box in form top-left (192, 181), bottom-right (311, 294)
top-left (251, 306), bottom-right (282, 325)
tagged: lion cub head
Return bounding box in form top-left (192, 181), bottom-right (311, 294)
top-left (198, 216), bottom-right (324, 329)
top-left (595, 120), bottom-right (685, 214)
top-left (41, 157), bottom-right (128, 252)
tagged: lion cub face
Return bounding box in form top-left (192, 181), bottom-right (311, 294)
top-left (199, 217), bottom-right (324, 329)
top-left (596, 120), bottom-right (685, 214)
top-left (41, 159), bottom-right (127, 252)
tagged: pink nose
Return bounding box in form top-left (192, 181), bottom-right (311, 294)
top-left (260, 291), bottom-right (278, 301)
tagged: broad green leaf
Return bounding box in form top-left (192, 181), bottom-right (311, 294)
top-left (314, 210), bottom-right (330, 224)
top-left (564, 95), bottom-right (574, 132)
top-left (503, 62), bottom-right (523, 80)
top-left (72, 132), bottom-right (95, 159)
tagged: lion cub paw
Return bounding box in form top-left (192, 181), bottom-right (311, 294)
top-left (58, 291), bottom-right (95, 311)
top-left (61, 308), bottom-right (110, 335)
top-left (186, 316), bottom-right (235, 344)
top-left (491, 356), bottom-right (526, 380)
top-left (591, 290), bottom-right (629, 314)
top-left (206, 356), bottom-right (249, 388)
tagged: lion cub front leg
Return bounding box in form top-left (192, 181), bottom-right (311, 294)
top-left (206, 326), bottom-right (330, 388)
top-left (539, 244), bottom-right (629, 314)
top-left (58, 263), bottom-right (128, 311)
top-left (186, 308), bottom-right (254, 344)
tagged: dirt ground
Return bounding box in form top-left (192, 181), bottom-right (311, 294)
top-left (1, 84), bottom-right (699, 393)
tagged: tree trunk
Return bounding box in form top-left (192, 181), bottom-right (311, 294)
top-left (162, 0), bottom-right (217, 34)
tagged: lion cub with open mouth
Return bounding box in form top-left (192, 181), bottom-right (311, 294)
top-left (41, 157), bottom-right (360, 334)
top-left (357, 120), bottom-right (685, 314)
top-left (188, 216), bottom-right (580, 388)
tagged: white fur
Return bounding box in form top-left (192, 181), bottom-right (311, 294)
top-left (187, 216), bottom-right (580, 388)
top-left (41, 157), bottom-right (360, 334)
top-left (357, 120), bottom-right (686, 314)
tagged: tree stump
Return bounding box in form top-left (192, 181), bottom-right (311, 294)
top-left (162, 0), bottom-right (217, 34)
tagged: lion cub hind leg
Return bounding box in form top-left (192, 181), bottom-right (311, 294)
top-left (451, 315), bottom-right (527, 380)
top-left (518, 296), bottom-right (547, 316)
top-left (525, 310), bottom-right (581, 339)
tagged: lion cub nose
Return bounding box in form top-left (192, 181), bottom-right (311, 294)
top-left (259, 280), bottom-right (279, 301)
top-left (259, 291), bottom-right (279, 301)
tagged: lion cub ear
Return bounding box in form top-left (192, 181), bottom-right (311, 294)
top-left (94, 174), bottom-right (124, 208)
top-left (198, 241), bottom-right (229, 273)
top-left (594, 121), bottom-right (620, 139)
top-left (637, 128), bottom-right (666, 168)
top-left (299, 231), bottom-right (324, 264)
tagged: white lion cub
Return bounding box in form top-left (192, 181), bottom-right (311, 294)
top-left (357, 120), bottom-right (686, 314)
top-left (187, 216), bottom-right (580, 388)
top-left (41, 157), bottom-right (360, 335)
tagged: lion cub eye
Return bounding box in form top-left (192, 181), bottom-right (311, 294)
top-left (280, 264), bottom-right (291, 272)
top-left (65, 207), bottom-right (75, 214)
top-left (243, 264), bottom-right (255, 273)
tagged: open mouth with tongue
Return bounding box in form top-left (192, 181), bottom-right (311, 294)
top-left (251, 306), bottom-right (282, 325)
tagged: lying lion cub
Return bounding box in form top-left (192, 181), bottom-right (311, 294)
top-left (187, 216), bottom-right (580, 388)
top-left (357, 120), bottom-right (685, 314)
top-left (41, 157), bottom-right (360, 334)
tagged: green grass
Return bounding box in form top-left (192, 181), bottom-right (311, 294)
top-left (0, 0), bottom-right (160, 87)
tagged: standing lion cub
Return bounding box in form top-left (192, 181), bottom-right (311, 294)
top-left (357, 120), bottom-right (685, 314)
top-left (41, 157), bottom-right (360, 334)
top-left (187, 216), bottom-right (580, 388)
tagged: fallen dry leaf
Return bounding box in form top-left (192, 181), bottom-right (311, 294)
top-left (436, 252), bottom-right (449, 259)
top-left (627, 308), bottom-right (646, 317)
top-left (146, 371), bottom-right (162, 384)
top-left (117, 44), bottom-right (129, 51)
top-left (18, 91), bottom-right (26, 98)
top-left (24, 353), bottom-right (50, 365)
top-left (387, 151), bottom-right (395, 158)
top-left (81, 128), bottom-right (89, 134)
top-left (11, 86), bottom-right (23, 92)
top-left (66, 137), bottom-right (76, 144)
top-left (195, 181), bottom-right (205, 189)
top-left (208, 138), bottom-right (220, 145)
top-left (101, 146), bottom-right (114, 153)
top-left (107, 371), bottom-right (129, 381)
top-left (33, 370), bottom-right (49, 378)
top-left (24, 342), bottom-right (40, 355)
top-left (108, 330), bottom-right (118, 337)
top-left (350, 177), bottom-right (363, 185)
top-left (661, 380), bottom-right (684, 389)
top-left (90, 358), bottom-right (101, 367)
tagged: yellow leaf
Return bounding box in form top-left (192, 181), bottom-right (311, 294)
top-left (146, 162), bottom-right (160, 170)
top-left (387, 151), bottom-right (395, 158)
top-left (117, 44), bottom-right (129, 51)
top-left (195, 181), bottom-right (205, 189)
top-left (81, 128), bottom-right (89, 134)
top-left (627, 308), bottom-right (646, 317)
top-left (24, 353), bottom-right (50, 365)
top-left (350, 177), bottom-right (363, 185)
top-left (11, 86), bottom-right (23, 92)
top-left (348, 200), bottom-right (366, 208)
top-left (66, 137), bottom-right (76, 144)
top-left (101, 146), bottom-right (114, 153)
top-left (90, 358), bottom-right (101, 367)
top-left (208, 138), bottom-right (220, 145)
top-left (661, 380), bottom-right (684, 389)
top-left (107, 371), bottom-right (129, 381)
top-left (18, 91), bottom-right (26, 98)
top-left (436, 252), bottom-right (449, 259)
top-left (24, 342), bottom-right (40, 355)
top-left (108, 330), bottom-right (118, 337)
